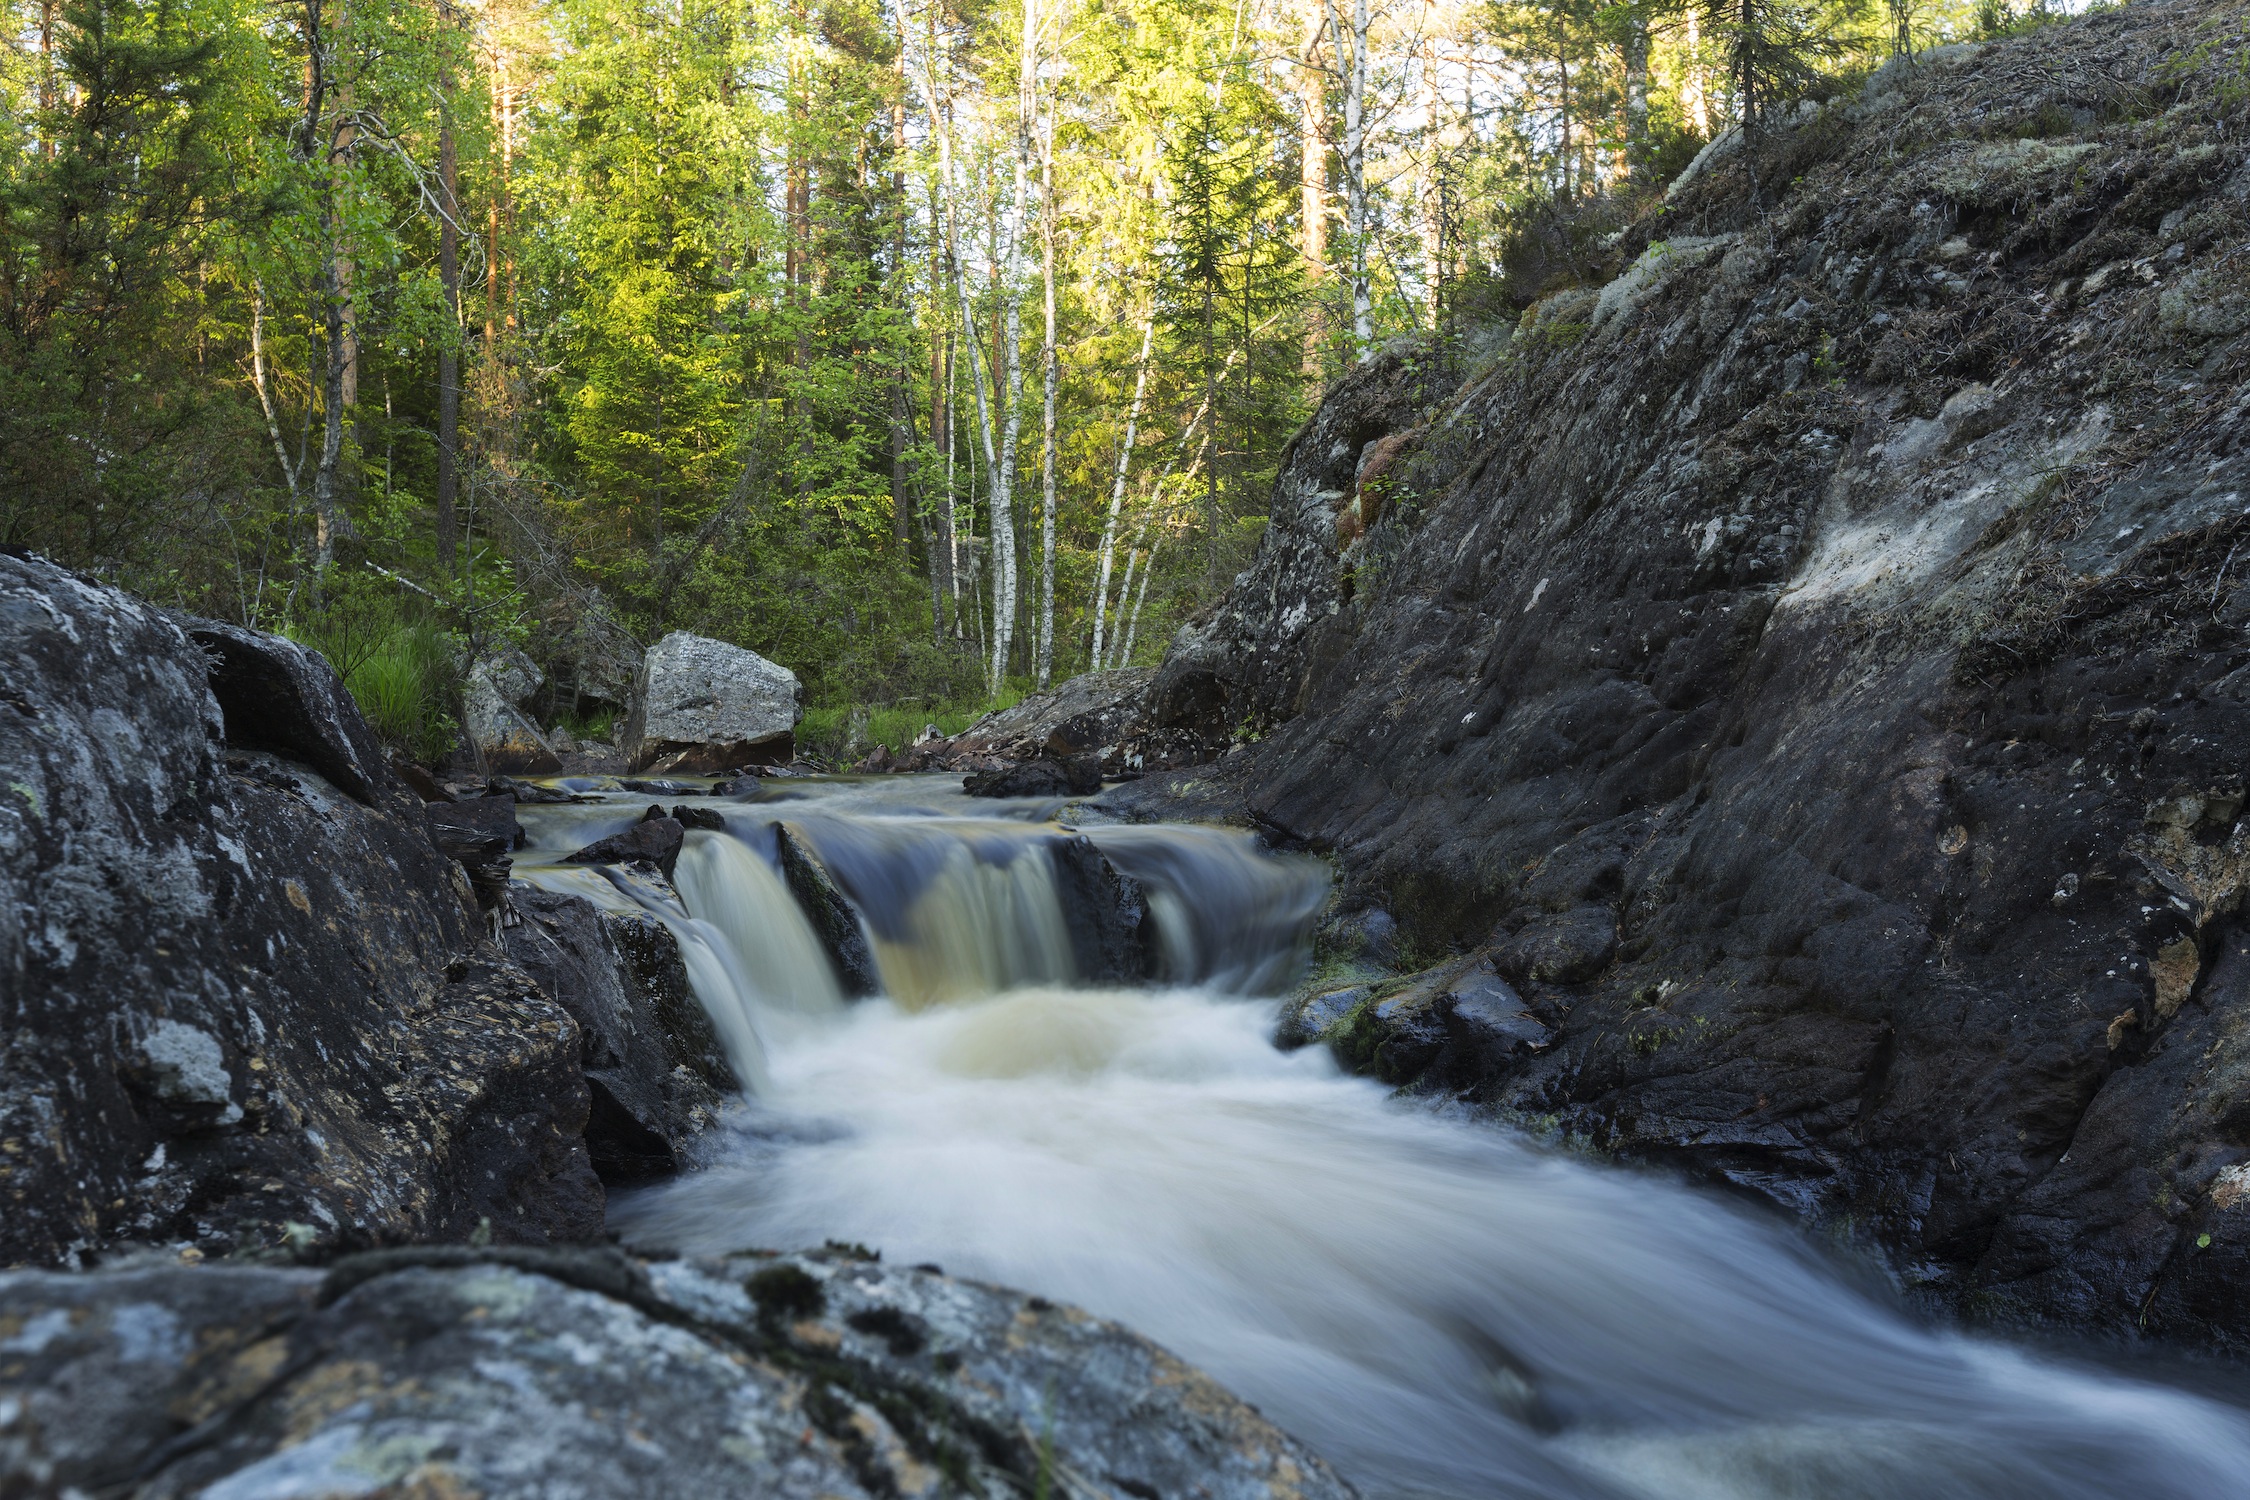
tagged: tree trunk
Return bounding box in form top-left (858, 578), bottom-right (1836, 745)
top-left (1624, 5), bottom-right (1651, 181)
top-left (435, 10), bottom-right (461, 569)
top-left (1297, 5), bottom-right (1329, 380)
top-left (1089, 316), bottom-right (1153, 671)
top-left (983, 0), bottom-right (1034, 696)
top-left (1321, 0), bottom-right (1371, 357)
top-left (1418, 24), bottom-right (1442, 328)
top-left (1035, 92), bottom-right (1058, 689)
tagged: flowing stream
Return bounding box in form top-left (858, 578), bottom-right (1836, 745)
top-left (516, 775), bottom-right (2250, 1500)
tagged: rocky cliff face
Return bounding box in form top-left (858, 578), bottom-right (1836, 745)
top-left (0, 555), bottom-right (681, 1263)
top-left (1137, 0), bottom-right (2250, 1345)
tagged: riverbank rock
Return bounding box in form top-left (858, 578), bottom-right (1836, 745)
top-left (0, 1245), bottom-right (1352, 1500)
top-left (936, 667), bottom-right (1156, 770)
top-left (0, 553), bottom-right (603, 1264)
top-left (1128, 0), bottom-right (2250, 1348)
top-left (626, 630), bottom-right (802, 773)
top-left (502, 890), bottom-right (731, 1179)
top-left (463, 647), bottom-right (563, 775)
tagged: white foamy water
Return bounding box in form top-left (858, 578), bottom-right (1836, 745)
top-left (520, 776), bottom-right (2250, 1500)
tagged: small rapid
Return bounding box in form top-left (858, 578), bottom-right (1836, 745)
top-left (515, 775), bottom-right (2250, 1500)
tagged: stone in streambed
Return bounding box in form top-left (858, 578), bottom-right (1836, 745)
top-left (962, 754), bottom-right (1103, 798)
top-left (1275, 982), bottom-right (1371, 1049)
top-left (625, 631), bottom-right (802, 774)
top-left (564, 815), bottom-right (686, 880)
top-left (1047, 833), bottom-right (1154, 983)
top-left (776, 823), bottom-right (880, 996)
top-left (464, 647), bottom-right (563, 775)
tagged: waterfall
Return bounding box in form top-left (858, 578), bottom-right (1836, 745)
top-left (514, 775), bottom-right (2250, 1500)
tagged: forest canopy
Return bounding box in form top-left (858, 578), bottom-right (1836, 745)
top-left (0, 0), bottom-right (2061, 749)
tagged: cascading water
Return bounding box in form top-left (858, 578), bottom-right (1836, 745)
top-left (516, 776), bottom-right (2250, 1500)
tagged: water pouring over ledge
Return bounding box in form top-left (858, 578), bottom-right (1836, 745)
top-left (515, 776), bottom-right (2250, 1500)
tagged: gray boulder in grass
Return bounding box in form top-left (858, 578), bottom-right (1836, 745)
top-left (625, 631), bottom-right (802, 774)
top-left (463, 646), bottom-right (561, 774)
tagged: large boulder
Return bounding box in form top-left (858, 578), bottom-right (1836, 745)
top-left (625, 631), bottom-right (802, 773)
top-left (0, 1245), bottom-right (1353, 1500)
top-left (0, 554), bottom-right (603, 1264)
top-left (462, 646), bottom-right (561, 774)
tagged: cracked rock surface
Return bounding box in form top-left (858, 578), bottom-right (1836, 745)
top-left (0, 1246), bottom-right (1351, 1500)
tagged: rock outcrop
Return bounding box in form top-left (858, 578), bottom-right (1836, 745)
top-left (626, 630), bottom-right (802, 773)
top-left (1, 555), bottom-right (608, 1264)
top-left (1129, 0), bottom-right (2250, 1347)
top-left (0, 1245), bottom-right (1352, 1500)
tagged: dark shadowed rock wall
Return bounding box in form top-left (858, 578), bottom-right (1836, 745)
top-left (1133, 0), bottom-right (2250, 1346)
top-left (0, 554), bottom-right (604, 1263)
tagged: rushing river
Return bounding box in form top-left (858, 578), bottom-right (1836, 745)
top-left (516, 775), bottom-right (2250, 1500)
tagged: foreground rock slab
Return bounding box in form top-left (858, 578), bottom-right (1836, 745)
top-left (0, 1246), bottom-right (1353, 1500)
top-left (627, 630), bottom-right (803, 773)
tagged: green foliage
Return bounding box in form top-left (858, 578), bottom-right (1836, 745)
top-left (799, 684), bottom-right (1028, 760)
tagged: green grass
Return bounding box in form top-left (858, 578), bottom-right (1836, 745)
top-left (799, 684), bottom-right (1030, 760)
top-left (285, 590), bottom-right (461, 763)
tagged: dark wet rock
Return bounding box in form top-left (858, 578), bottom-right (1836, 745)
top-left (392, 758), bottom-right (452, 803)
top-left (564, 816), bottom-right (686, 881)
top-left (962, 755), bottom-right (1103, 799)
top-left (776, 823), bottom-right (880, 996)
top-left (1328, 958), bottom-right (1552, 1086)
top-left (853, 742), bottom-right (896, 773)
top-left (0, 1247), bottom-right (1352, 1500)
top-left (626, 631), bottom-right (802, 774)
top-left (1318, 906), bottom-right (1400, 968)
top-left (600, 906), bottom-right (732, 1090)
top-left (1, 553), bottom-right (603, 1264)
top-left (502, 890), bottom-right (729, 1180)
top-left (619, 776), bottom-right (693, 794)
top-left (1275, 982), bottom-right (1371, 1049)
top-left (1048, 835), bottom-right (1155, 984)
top-left (1132, 1), bottom-right (2250, 1344)
top-left (1493, 906), bottom-right (1618, 986)
top-left (672, 803), bottom-right (727, 831)
top-left (489, 772), bottom-right (581, 804)
top-left (423, 795), bottom-right (520, 912)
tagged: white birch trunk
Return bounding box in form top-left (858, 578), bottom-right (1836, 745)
top-left (1035, 82), bottom-right (1059, 688)
top-left (1323, 0), bottom-right (1372, 356)
top-left (250, 281), bottom-right (302, 507)
top-left (1089, 315), bottom-right (1154, 671)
